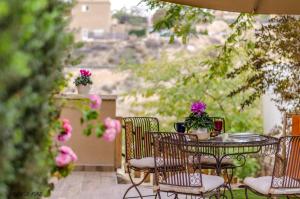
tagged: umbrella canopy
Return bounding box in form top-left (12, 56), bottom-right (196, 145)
top-left (159, 0), bottom-right (300, 14)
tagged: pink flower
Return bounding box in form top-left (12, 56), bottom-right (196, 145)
top-left (102, 128), bottom-right (117, 142)
top-left (104, 117), bottom-right (121, 134)
top-left (89, 94), bottom-right (102, 110)
top-left (80, 69), bottom-right (91, 77)
top-left (63, 122), bottom-right (72, 134)
top-left (62, 119), bottom-right (70, 125)
top-left (57, 132), bottom-right (71, 142)
top-left (56, 119), bottom-right (73, 143)
top-left (55, 146), bottom-right (77, 167)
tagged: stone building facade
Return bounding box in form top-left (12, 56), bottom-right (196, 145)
top-left (70, 0), bottom-right (111, 41)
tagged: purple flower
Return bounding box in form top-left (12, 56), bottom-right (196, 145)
top-left (191, 101), bottom-right (206, 114)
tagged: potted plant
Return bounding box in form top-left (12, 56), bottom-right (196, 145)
top-left (185, 101), bottom-right (214, 139)
top-left (74, 69), bottom-right (92, 94)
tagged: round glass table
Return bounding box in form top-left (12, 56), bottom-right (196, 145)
top-left (192, 133), bottom-right (279, 174)
top-left (187, 133), bottom-right (279, 198)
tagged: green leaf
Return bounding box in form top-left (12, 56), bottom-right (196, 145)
top-left (83, 124), bottom-right (93, 136)
top-left (86, 110), bottom-right (98, 120)
top-left (95, 125), bottom-right (104, 137)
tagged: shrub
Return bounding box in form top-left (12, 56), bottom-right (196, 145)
top-left (128, 29), bottom-right (147, 37)
top-left (0, 0), bottom-right (73, 198)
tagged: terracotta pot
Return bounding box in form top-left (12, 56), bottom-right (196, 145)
top-left (76, 84), bottom-right (91, 95)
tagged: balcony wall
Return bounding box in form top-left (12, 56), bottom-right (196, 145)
top-left (56, 94), bottom-right (121, 171)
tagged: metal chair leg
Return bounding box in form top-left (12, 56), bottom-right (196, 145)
top-left (157, 191), bottom-right (161, 199)
top-left (123, 170), bottom-right (151, 199)
top-left (244, 187), bottom-right (249, 199)
top-left (222, 184), bottom-right (233, 199)
top-left (216, 188), bottom-right (221, 199)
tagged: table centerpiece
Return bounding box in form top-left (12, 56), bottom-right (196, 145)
top-left (185, 101), bottom-right (214, 140)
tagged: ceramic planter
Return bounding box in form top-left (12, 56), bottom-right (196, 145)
top-left (192, 128), bottom-right (209, 140)
top-left (77, 84), bottom-right (91, 95)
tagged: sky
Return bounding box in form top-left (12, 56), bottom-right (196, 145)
top-left (111, 0), bottom-right (141, 10)
top-left (110, 0), bottom-right (150, 14)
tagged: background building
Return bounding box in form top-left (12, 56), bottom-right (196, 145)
top-left (70, 0), bottom-right (111, 41)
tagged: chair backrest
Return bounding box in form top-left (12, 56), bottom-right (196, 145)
top-left (123, 117), bottom-right (159, 161)
top-left (283, 112), bottom-right (300, 136)
top-left (271, 136), bottom-right (300, 189)
top-left (210, 117), bottom-right (225, 134)
top-left (152, 132), bottom-right (203, 189)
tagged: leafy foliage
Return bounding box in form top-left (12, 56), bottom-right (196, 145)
top-left (74, 75), bottom-right (92, 86)
top-left (81, 110), bottom-right (105, 137)
top-left (227, 16), bottom-right (300, 111)
top-left (185, 112), bottom-right (214, 131)
top-left (206, 14), bottom-right (255, 78)
top-left (113, 7), bottom-right (147, 26)
top-left (119, 50), bottom-right (263, 179)
top-left (144, 0), bottom-right (299, 111)
top-left (128, 29), bottom-right (147, 37)
top-left (119, 52), bottom-right (263, 133)
top-left (142, 0), bottom-right (214, 43)
top-left (0, 0), bottom-right (73, 198)
top-left (235, 158), bottom-right (260, 179)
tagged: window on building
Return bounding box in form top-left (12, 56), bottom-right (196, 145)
top-left (81, 29), bottom-right (89, 41)
top-left (81, 5), bottom-right (89, 12)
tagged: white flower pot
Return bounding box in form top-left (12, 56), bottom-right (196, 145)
top-left (77, 84), bottom-right (91, 95)
top-left (192, 128), bottom-right (209, 140)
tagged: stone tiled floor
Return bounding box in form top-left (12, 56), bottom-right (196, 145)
top-left (49, 171), bottom-right (168, 199)
top-left (49, 171), bottom-right (211, 199)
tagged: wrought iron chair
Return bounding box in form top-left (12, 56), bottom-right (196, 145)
top-left (122, 117), bottom-right (159, 199)
top-left (283, 112), bottom-right (300, 136)
top-left (242, 136), bottom-right (300, 198)
top-left (200, 117), bottom-right (235, 187)
top-left (152, 132), bottom-right (225, 199)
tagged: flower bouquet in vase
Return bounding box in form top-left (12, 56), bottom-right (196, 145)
top-left (74, 69), bottom-right (92, 94)
top-left (185, 101), bottom-right (214, 140)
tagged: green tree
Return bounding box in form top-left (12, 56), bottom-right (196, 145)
top-left (144, 0), bottom-right (214, 43)
top-left (227, 16), bottom-right (300, 111)
top-left (120, 52), bottom-right (263, 133)
top-left (119, 51), bottom-right (262, 179)
top-left (0, 0), bottom-right (73, 198)
top-left (112, 7), bottom-right (147, 26)
top-left (143, 0), bottom-right (299, 111)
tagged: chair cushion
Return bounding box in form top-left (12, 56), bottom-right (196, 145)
top-left (129, 157), bottom-right (181, 169)
top-left (189, 155), bottom-right (233, 165)
top-left (158, 173), bottom-right (224, 194)
top-left (129, 157), bottom-right (156, 169)
top-left (244, 176), bottom-right (300, 195)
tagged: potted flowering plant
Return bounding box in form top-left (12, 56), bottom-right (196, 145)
top-left (185, 101), bottom-right (214, 139)
top-left (74, 69), bottom-right (92, 94)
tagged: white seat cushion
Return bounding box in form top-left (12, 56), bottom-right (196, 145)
top-left (129, 157), bottom-right (156, 168)
top-left (158, 173), bottom-right (224, 195)
top-left (129, 157), bottom-right (181, 169)
top-left (244, 176), bottom-right (300, 195)
top-left (189, 155), bottom-right (233, 165)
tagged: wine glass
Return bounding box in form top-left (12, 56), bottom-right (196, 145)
top-left (214, 120), bottom-right (223, 133)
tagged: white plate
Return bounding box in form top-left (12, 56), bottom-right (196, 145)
top-left (230, 132), bottom-right (257, 137)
